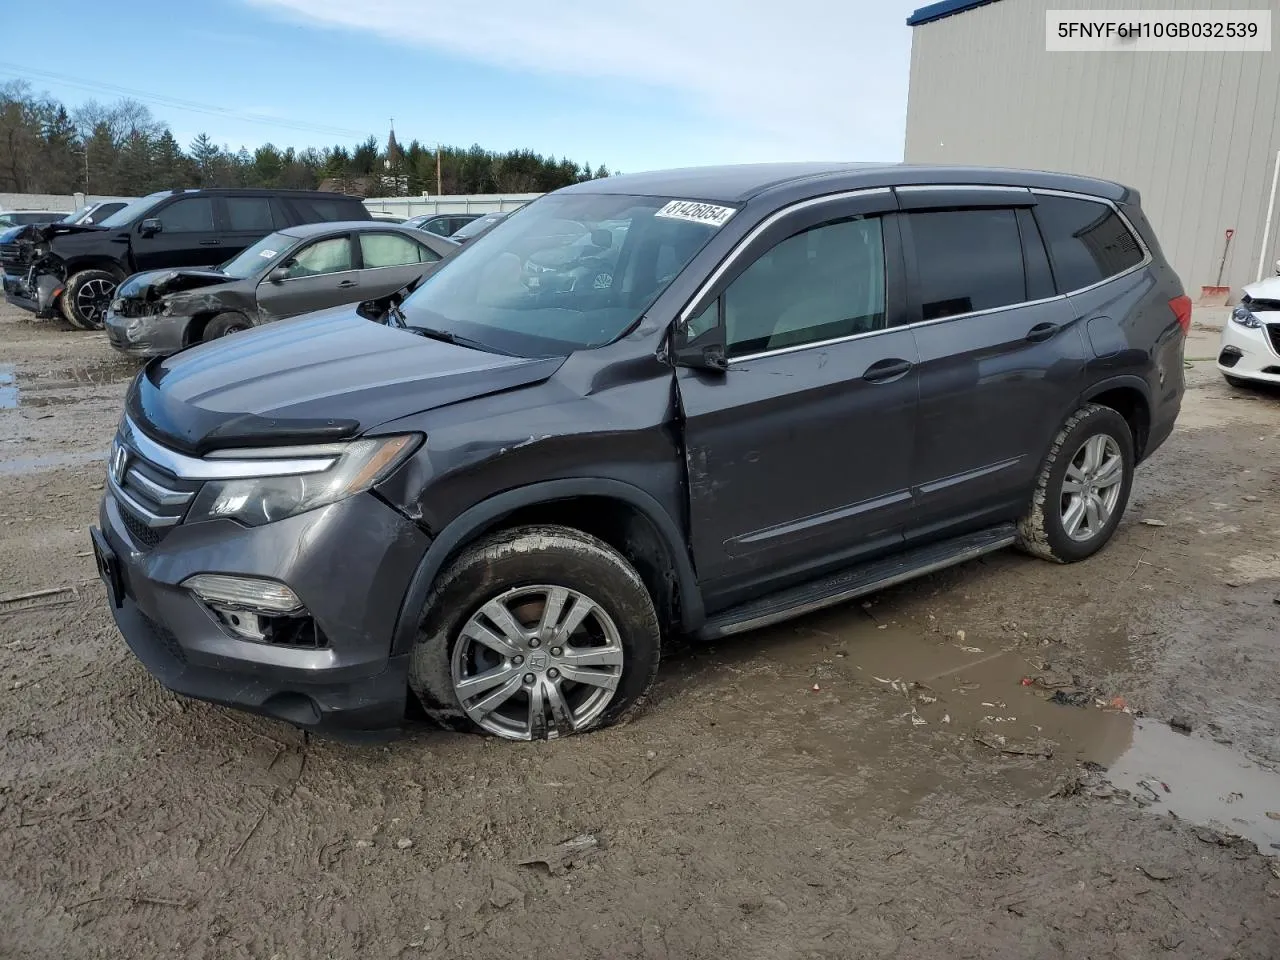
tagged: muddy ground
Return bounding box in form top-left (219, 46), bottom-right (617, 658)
top-left (1, 304), bottom-right (1278, 959)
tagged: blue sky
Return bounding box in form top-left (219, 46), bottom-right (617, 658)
top-left (3, 0), bottom-right (918, 173)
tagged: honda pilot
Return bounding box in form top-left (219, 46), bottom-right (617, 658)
top-left (91, 163), bottom-right (1188, 742)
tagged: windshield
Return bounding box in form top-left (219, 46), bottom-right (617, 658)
top-left (60, 206), bottom-right (91, 223)
top-left (96, 193), bottom-right (167, 228)
top-left (398, 193), bottom-right (731, 357)
top-left (218, 232), bottom-right (293, 279)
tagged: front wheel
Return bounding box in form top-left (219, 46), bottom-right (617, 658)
top-left (408, 525), bottom-right (661, 740)
top-left (203, 311), bottom-right (252, 342)
top-left (60, 269), bottom-right (118, 330)
top-left (1017, 403), bottom-right (1135, 563)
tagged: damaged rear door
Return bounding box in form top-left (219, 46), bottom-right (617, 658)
top-left (675, 189), bottom-right (917, 601)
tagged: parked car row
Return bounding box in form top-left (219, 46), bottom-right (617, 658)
top-left (88, 162), bottom-right (1190, 744)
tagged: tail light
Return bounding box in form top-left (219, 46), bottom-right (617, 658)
top-left (1169, 295), bottom-right (1192, 335)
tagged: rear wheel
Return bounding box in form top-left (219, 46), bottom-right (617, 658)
top-left (408, 525), bottom-right (661, 740)
top-left (60, 269), bottom-right (117, 330)
top-left (1017, 403), bottom-right (1134, 563)
top-left (202, 312), bottom-right (252, 342)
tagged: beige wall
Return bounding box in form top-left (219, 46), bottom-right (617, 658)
top-left (904, 0), bottom-right (1280, 296)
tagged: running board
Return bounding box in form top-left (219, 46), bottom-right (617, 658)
top-left (697, 524), bottom-right (1017, 640)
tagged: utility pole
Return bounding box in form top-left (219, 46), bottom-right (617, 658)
top-left (84, 140), bottom-right (89, 192)
top-left (436, 144), bottom-right (442, 198)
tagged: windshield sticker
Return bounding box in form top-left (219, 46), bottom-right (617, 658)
top-left (655, 200), bottom-right (736, 228)
top-left (259, 249), bottom-right (278, 258)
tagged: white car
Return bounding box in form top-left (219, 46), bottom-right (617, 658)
top-left (1218, 264), bottom-right (1280, 387)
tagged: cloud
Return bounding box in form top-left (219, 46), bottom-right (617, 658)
top-left (243, 0), bottom-right (914, 163)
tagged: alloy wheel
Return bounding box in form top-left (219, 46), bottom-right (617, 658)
top-left (76, 278), bottom-right (115, 327)
top-left (1060, 434), bottom-right (1124, 542)
top-left (451, 584), bottom-right (625, 740)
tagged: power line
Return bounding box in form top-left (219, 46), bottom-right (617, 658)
top-left (0, 62), bottom-right (372, 140)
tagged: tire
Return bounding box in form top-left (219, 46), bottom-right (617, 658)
top-left (60, 269), bottom-right (118, 330)
top-left (202, 312), bottom-right (252, 342)
top-left (1223, 373), bottom-right (1252, 389)
top-left (1017, 403), bottom-right (1135, 564)
top-left (408, 524), bottom-right (661, 741)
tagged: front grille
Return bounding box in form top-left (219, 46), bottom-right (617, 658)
top-left (110, 446), bottom-right (203, 551)
top-left (1267, 324), bottom-right (1280, 356)
top-left (111, 299), bottom-right (161, 319)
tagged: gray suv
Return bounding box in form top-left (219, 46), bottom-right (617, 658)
top-left (90, 163), bottom-right (1188, 742)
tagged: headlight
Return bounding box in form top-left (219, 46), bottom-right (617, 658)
top-left (185, 434), bottom-right (419, 526)
top-left (1231, 304), bottom-right (1262, 329)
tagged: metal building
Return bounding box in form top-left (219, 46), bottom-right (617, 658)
top-left (904, 0), bottom-right (1280, 299)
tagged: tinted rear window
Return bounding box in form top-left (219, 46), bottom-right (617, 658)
top-left (908, 208), bottom-right (1026, 321)
top-left (1033, 195), bottom-right (1144, 292)
top-left (291, 197), bottom-right (369, 224)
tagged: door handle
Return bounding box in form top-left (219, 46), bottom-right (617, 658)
top-left (1025, 322), bottom-right (1059, 343)
top-left (862, 358), bottom-right (914, 383)
top-left (337, 280), bottom-right (358, 288)
top-left (198, 239), bottom-right (222, 246)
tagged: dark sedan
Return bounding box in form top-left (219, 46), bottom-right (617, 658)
top-left (104, 221), bottom-right (457, 357)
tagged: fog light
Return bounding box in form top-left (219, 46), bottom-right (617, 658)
top-left (183, 574), bottom-right (302, 614)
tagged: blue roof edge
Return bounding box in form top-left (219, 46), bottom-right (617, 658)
top-left (907, 0), bottom-right (1002, 27)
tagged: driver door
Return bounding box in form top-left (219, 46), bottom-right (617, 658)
top-left (674, 190), bottom-right (917, 606)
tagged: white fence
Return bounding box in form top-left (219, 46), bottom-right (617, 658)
top-left (0, 192), bottom-right (136, 213)
top-left (1, 191), bottom-right (541, 218)
top-left (362, 194), bottom-right (542, 218)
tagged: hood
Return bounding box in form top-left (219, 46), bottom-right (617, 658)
top-left (0, 225), bottom-right (24, 244)
top-left (35, 222), bottom-right (107, 242)
top-left (118, 268), bottom-right (234, 301)
top-left (127, 306), bottom-right (566, 454)
top-left (1242, 275), bottom-right (1280, 311)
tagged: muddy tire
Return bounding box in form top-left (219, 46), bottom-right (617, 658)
top-left (203, 312), bottom-right (252, 342)
top-left (60, 269), bottom-right (118, 330)
top-left (1017, 403), bottom-right (1134, 563)
top-left (408, 524), bottom-right (661, 741)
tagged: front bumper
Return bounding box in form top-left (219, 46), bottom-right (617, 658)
top-left (104, 307), bottom-right (190, 358)
top-left (1216, 315), bottom-right (1280, 384)
top-left (3, 270), bottom-right (60, 318)
top-left (95, 482), bottom-right (432, 735)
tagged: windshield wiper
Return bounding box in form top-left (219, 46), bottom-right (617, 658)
top-left (385, 301), bottom-right (408, 328)
top-left (408, 324), bottom-right (515, 356)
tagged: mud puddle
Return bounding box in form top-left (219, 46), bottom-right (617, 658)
top-left (0, 357), bottom-right (138, 410)
top-left (0, 449), bottom-right (108, 476)
top-left (690, 611), bottom-right (1280, 848)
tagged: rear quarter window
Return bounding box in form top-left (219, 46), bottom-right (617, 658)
top-left (1033, 195), bottom-right (1144, 292)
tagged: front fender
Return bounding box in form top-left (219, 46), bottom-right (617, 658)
top-left (387, 477), bottom-right (704, 656)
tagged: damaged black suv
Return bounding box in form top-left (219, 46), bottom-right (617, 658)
top-left (91, 163), bottom-right (1188, 743)
top-left (5, 188), bottom-right (370, 329)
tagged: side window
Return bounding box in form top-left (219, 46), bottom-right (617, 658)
top-left (298, 198), bottom-right (363, 223)
top-left (1033, 194), bottom-right (1144, 292)
top-left (156, 197), bottom-right (215, 233)
top-left (226, 197), bottom-right (275, 232)
top-left (908, 208), bottom-right (1025, 321)
top-left (283, 236), bottom-right (353, 278)
top-left (723, 217), bottom-right (886, 358)
top-left (360, 232), bottom-right (437, 268)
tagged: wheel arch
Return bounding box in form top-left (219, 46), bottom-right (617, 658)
top-left (389, 479), bottom-right (703, 656)
top-left (62, 258), bottom-right (128, 282)
top-left (1079, 376), bottom-right (1152, 460)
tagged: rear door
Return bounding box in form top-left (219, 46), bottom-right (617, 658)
top-left (676, 189), bottom-right (918, 604)
top-left (356, 231), bottom-right (442, 298)
top-left (899, 187), bottom-right (1085, 539)
top-left (254, 232), bottom-right (358, 319)
top-left (218, 196), bottom-right (279, 262)
top-left (131, 196), bottom-right (222, 270)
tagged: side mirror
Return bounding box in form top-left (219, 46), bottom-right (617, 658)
top-left (671, 311), bottom-right (729, 373)
top-left (140, 218), bottom-right (162, 236)
top-left (268, 266), bottom-right (290, 283)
